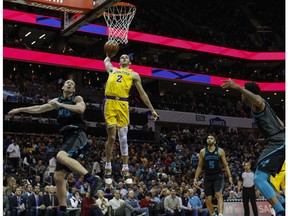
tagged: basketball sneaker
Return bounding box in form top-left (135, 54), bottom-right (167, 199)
top-left (121, 167), bottom-right (131, 179)
top-left (86, 175), bottom-right (102, 196)
top-left (105, 168), bottom-right (112, 179)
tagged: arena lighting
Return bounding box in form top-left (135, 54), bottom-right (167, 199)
top-left (25, 32), bottom-right (31, 37)
top-left (3, 9), bottom-right (285, 60)
top-left (39, 34), bottom-right (46, 39)
top-left (3, 47), bottom-right (285, 91)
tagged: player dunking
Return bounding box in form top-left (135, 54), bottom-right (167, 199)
top-left (103, 53), bottom-right (158, 182)
top-left (8, 79), bottom-right (101, 216)
top-left (222, 79), bottom-right (285, 216)
top-left (194, 135), bottom-right (233, 216)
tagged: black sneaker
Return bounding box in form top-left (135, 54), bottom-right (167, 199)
top-left (86, 175), bottom-right (102, 196)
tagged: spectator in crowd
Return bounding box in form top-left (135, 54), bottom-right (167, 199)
top-left (48, 157), bottom-right (57, 183)
top-left (23, 152), bottom-right (36, 173)
top-left (32, 176), bottom-right (42, 188)
top-left (227, 190), bottom-right (239, 201)
top-left (22, 184), bottom-right (33, 202)
top-left (10, 187), bottom-right (26, 216)
top-left (35, 160), bottom-right (47, 179)
top-left (188, 188), bottom-right (206, 216)
top-left (74, 176), bottom-right (84, 191)
top-left (199, 192), bottom-right (209, 216)
top-left (28, 185), bottom-right (46, 216)
top-left (179, 189), bottom-right (191, 216)
top-left (81, 192), bottom-right (103, 216)
top-left (6, 139), bottom-right (21, 173)
top-left (3, 187), bottom-right (11, 216)
top-left (164, 188), bottom-right (181, 216)
top-left (139, 192), bottom-right (158, 216)
top-left (96, 190), bottom-right (110, 216)
top-left (118, 181), bottom-right (128, 198)
top-left (109, 189), bottom-right (131, 216)
top-left (70, 190), bottom-right (82, 209)
top-left (43, 186), bottom-right (58, 216)
top-left (126, 190), bottom-right (149, 216)
top-left (66, 173), bottom-right (76, 192)
top-left (92, 158), bottom-right (101, 176)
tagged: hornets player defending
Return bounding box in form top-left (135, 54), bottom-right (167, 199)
top-left (103, 53), bottom-right (159, 183)
top-left (222, 79), bottom-right (285, 216)
top-left (8, 79), bottom-right (101, 216)
top-left (194, 135), bottom-right (233, 216)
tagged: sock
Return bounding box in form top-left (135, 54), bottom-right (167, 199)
top-left (60, 206), bottom-right (67, 212)
top-left (84, 173), bottom-right (92, 181)
top-left (105, 162), bottom-right (112, 169)
top-left (122, 164), bottom-right (129, 170)
top-left (278, 195), bottom-right (285, 204)
top-left (273, 203), bottom-right (284, 213)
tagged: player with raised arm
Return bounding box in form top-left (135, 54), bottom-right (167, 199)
top-left (103, 47), bottom-right (159, 183)
top-left (8, 79), bottom-right (101, 216)
top-left (221, 79), bottom-right (285, 216)
top-left (194, 135), bottom-right (233, 216)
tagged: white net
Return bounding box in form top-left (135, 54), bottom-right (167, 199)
top-left (103, 2), bottom-right (136, 44)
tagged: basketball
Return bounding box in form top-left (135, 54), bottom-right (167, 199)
top-left (104, 41), bottom-right (119, 58)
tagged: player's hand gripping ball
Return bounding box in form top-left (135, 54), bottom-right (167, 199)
top-left (104, 40), bottom-right (119, 58)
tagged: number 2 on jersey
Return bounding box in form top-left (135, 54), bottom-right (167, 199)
top-left (116, 75), bottom-right (123, 83)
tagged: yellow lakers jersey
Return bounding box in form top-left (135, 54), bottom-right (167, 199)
top-left (105, 68), bottom-right (133, 98)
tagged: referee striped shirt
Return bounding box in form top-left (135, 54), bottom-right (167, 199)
top-left (242, 171), bottom-right (254, 188)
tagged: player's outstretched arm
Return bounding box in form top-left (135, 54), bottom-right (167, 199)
top-left (7, 101), bottom-right (56, 117)
top-left (48, 96), bottom-right (86, 114)
top-left (221, 78), bottom-right (264, 110)
top-left (133, 72), bottom-right (159, 121)
top-left (104, 57), bottom-right (117, 74)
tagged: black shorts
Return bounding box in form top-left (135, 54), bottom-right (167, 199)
top-left (257, 143), bottom-right (285, 177)
top-left (204, 173), bottom-right (224, 196)
top-left (56, 127), bottom-right (89, 172)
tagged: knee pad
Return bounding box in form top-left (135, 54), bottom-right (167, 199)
top-left (118, 127), bottom-right (128, 156)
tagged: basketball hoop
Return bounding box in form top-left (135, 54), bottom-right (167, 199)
top-left (103, 2), bottom-right (136, 44)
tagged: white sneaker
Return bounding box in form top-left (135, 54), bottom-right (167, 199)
top-left (121, 168), bottom-right (130, 179)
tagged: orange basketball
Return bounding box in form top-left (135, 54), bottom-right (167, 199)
top-left (104, 41), bottom-right (119, 58)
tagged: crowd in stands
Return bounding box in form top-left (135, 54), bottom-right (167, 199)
top-left (3, 26), bottom-right (285, 83)
top-left (4, 125), bottom-right (270, 215)
top-left (4, 68), bottom-right (285, 120)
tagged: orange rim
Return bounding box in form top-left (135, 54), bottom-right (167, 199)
top-left (103, 2), bottom-right (136, 17)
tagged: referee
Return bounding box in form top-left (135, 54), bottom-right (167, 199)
top-left (238, 161), bottom-right (258, 216)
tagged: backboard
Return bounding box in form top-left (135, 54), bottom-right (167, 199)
top-left (4, 0), bottom-right (120, 36)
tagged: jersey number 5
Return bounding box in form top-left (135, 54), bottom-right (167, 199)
top-left (116, 75), bottom-right (123, 83)
top-left (209, 161), bottom-right (215, 169)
